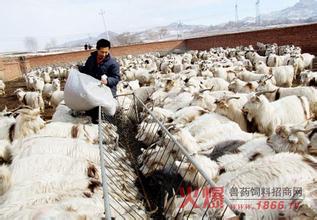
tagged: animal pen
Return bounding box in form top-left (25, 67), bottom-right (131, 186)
top-left (98, 93), bottom-right (241, 220)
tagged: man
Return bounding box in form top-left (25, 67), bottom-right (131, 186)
top-left (78, 39), bottom-right (120, 124)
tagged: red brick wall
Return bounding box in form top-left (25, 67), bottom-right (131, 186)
top-left (28, 50), bottom-right (93, 69)
top-left (110, 40), bottom-right (186, 56)
top-left (186, 23), bottom-right (317, 55)
top-left (2, 58), bottom-right (22, 81)
top-left (0, 59), bottom-right (5, 80)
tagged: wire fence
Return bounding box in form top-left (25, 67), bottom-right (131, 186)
top-left (99, 93), bottom-right (240, 219)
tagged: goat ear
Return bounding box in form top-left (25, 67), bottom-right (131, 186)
top-left (157, 129), bottom-right (163, 137)
top-left (255, 96), bottom-right (261, 102)
top-left (245, 82), bottom-right (253, 89)
top-left (275, 126), bottom-right (283, 135)
top-left (166, 117), bottom-right (174, 123)
top-left (251, 95), bottom-right (259, 102)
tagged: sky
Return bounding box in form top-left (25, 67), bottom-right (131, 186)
top-left (0, 0), bottom-right (300, 52)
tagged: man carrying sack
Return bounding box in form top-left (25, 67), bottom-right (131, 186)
top-left (78, 39), bottom-right (120, 124)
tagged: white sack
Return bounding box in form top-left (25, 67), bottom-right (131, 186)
top-left (64, 69), bottom-right (117, 115)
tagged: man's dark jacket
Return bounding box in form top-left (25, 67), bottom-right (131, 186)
top-left (79, 51), bottom-right (120, 96)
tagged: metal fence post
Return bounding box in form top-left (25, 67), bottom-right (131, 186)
top-left (98, 106), bottom-right (112, 220)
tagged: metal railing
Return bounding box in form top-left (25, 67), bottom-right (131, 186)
top-left (99, 93), bottom-right (240, 219)
top-left (98, 93), bottom-right (149, 220)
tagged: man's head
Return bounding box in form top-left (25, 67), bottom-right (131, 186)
top-left (96, 39), bottom-right (111, 58)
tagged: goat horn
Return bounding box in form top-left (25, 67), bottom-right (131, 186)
top-left (13, 89), bottom-right (22, 94)
top-left (290, 128), bottom-right (306, 133)
top-left (291, 127), bottom-right (316, 134)
top-left (16, 107), bottom-right (40, 116)
top-left (226, 96), bottom-right (240, 101)
top-left (304, 126), bottom-right (317, 133)
top-left (227, 70), bottom-right (236, 74)
top-left (11, 105), bottom-right (33, 113)
top-left (163, 191), bottom-right (169, 210)
top-left (15, 108), bottom-right (32, 115)
top-left (255, 90), bottom-right (276, 96)
top-left (266, 75), bottom-right (274, 80)
top-left (199, 86), bottom-right (214, 93)
top-left (147, 206), bottom-right (159, 215)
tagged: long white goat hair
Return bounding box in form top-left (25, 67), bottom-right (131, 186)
top-left (217, 153), bottom-right (317, 219)
top-left (10, 154), bottom-right (96, 181)
top-left (52, 104), bottom-right (91, 124)
top-left (11, 136), bottom-right (100, 164)
top-left (12, 109), bottom-right (45, 141)
top-left (38, 122), bottom-right (98, 144)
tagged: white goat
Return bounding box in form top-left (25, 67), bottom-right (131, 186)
top-left (10, 108), bottom-right (45, 141)
top-left (42, 78), bottom-right (61, 101)
top-left (0, 80), bottom-right (5, 95)
top-left (0, 165), bottom-right (10, 196)
top-left (242, 94), bottom-right (311, 136)
top-left (32, 77), bottom-right (45, 94)
top-left (14, 89), bottom-right (45, 112)
top-left (50, 91), bottom-right (64, 109)
top-left (256, 80), bottom-right (317, 115)
top-left (38, 122), bottom-right (99, 144)
top-left (52, 104), bottom-right (91, 124)
top-left (228, 78), bottom-right (258, 93)
top-left (300, 70), bottom-right (317, 86)
top-left (175, 154), bottom-right (220, 187)
top-left (215, 96), bottom-right (249, 131)
top-left (216, 153), bottom-right (317, 219)
top-left (256, 62), bottom-right (295, 87)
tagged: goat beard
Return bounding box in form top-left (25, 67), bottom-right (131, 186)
top-left (246, 113), bottom-right (253, 122)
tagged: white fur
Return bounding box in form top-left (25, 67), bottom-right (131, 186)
top-left (50, 91), bottom-right (64, 109)
top-left (243, 95), bottom-right (310, 135)
top-left (0, 80), bottom-right (5, 95)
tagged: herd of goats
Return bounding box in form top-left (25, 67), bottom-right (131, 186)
top-left (0, 42), bottom-right (317, 219)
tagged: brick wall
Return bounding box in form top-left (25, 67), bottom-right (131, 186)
top-left (28, 50), bottom-right (93, 69)
top-left (0, 58), bottom-right (5, 80)
top-left (110, 40), bottom-right (186, 56)
top-left (186, 23), bottom-right (317, 55)
top-left (1, 58), bottom-right (23, 81)
top-left (1, 23), bottom-right (317, 81)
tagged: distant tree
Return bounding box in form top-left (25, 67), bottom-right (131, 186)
top-left (116, 32), bottom-right (139, 45)
top-left (24, 37), bottom-right (38, 52)
top-left (159, 28), bottom-right (168, 39)
top-left (147, 31), bottom-right (159, 41)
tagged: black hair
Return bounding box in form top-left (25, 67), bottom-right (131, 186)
top-left (96, 39), bottom-right (111, 49)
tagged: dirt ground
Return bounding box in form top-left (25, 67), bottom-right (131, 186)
top-left (0, 78), bottom-right (65, 120)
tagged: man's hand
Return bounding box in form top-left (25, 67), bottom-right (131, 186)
top-left (101, 78), bottom-right (107, 85)
top-left (101, 74), bottom-right (108, 85)
top-left (76, 64), bottom-right (84, 72)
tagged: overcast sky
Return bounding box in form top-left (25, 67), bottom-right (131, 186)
top-left (0, 0), bottom-right (299, 52)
